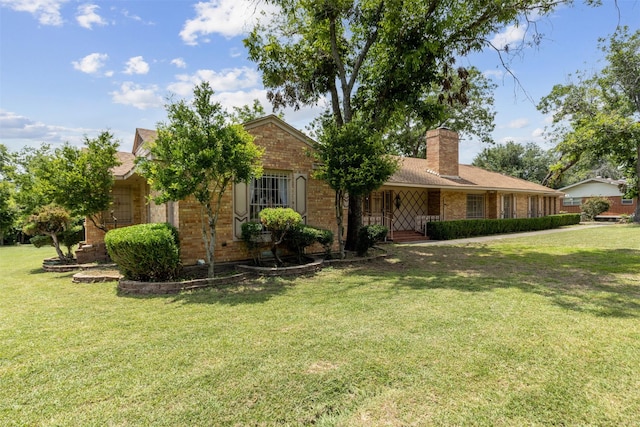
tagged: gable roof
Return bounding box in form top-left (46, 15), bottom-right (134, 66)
top-left (243, 114), bottom-right (314, 147)
top-left (113, 151), bottom-right (136, 180)
top-left (558, 178), bottom-right (625, 192)
top-left (132, 127), bottom-right (157, 155)
top-left (389, 156), bottom-right (561, 195)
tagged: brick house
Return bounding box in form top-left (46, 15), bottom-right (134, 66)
top-left (80, 116), bottom-right (563, 264)
top-left (558, 178), bottom-right (636, 219)
top-left (365, 128), bottom-right (563, 241)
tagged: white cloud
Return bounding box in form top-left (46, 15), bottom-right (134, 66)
top-left (123, 56), bottom-right (150, 75)
top-left (507, 118), bottom-right (530, 129)
top-left (180, 0), bottom-right (279, 45)
top-left (111, 82), bottom-right (163, 109)
top-left (0, 110), bottom-right (89, 150)
top-left (531, 127), bottom-right (544, 138)
top-left (76, 3), bottom-right (106, 29)
top-left (0, 0), bottom-right (68, 26)
top-left (167, 67), bottom-right (261, 96)
top-left (490, 24), bottom-right (526, 50)
top-left (483, 69), bottom-right (504, 79)
top-left (171, 58), bottom-right (187, 69)
top-left (72, 52), bottom-right (109, 74)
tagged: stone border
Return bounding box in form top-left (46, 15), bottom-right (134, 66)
top-left (42, 257), bottom-right (117, 273)
top-left (117, 248), bottom-right (388, 295)
top-left (118, 273), bottom-right (250, 295)
top-left (236, 257), bottom-right (324, 276)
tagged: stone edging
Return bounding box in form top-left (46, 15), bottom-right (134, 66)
top-left (117, 248), bottom-right (388, 295)
top-left (118, 273), bottom-right (250, 295)
top-left (42, 258), bottom-right (117, 273)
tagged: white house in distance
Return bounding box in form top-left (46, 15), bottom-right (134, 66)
top-left (559, 178), bottom-right (636, 219)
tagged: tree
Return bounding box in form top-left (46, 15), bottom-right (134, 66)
top-left (137, 82), bottom-right (263, 278)
top-left (22, 204), bottom-right (71, 261)
top-left (313, 113), bottom-right (397, 258)
top-left (538, 27), bottom-right (640, 220)
top-left (230, 99), bottom-right (284, 123)
top-left (388, 67), bottom-right (497, 158)
top-left (472, 141), bottom-right (554, 184)
top-left (245, 0), bottom-right (578, 249)
top-left (259, 207), bottom-right (302, 265)
top-left (35, 132), bottom-right (120, 233)
top-left (0, 144), bottom-right (18, 244)
top-left (10, 133), bottom-right (120, 235)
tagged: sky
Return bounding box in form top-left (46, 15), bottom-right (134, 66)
top-left (0, 0), bottom-right (639, 164)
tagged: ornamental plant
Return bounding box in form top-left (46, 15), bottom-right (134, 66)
top-left (259, 207), bottom-right (302, 265)
top-left (105, 223), bottom-right (181, 282)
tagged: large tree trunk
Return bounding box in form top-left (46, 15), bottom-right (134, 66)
top-left (345, 194), bottom-right (363, 251)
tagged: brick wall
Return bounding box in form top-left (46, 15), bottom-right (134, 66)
top-left (426, 128), bottom-right (459, 177)
top-left (175, 120), bottom-right (338, 265)
top-left (562, 196), bottom-right (636, 216)
top-left (84, 176), bottom-right (147, 245)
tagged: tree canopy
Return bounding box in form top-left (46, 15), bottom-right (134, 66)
top-left (538, 27), bottom-right (640, 219)
top-left (388, 67), bottom-right (497, 158)
top-left (246, 0), bottom-right (582, 247)
top-left (137, 82), bottom-right (263, 278)
top-left (472, 141), bottom-right (554, 185)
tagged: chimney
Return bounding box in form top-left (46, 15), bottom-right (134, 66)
top-left (426, 128), bottom-right (459, 177)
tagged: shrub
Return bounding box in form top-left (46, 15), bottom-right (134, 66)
top-left (259, 208), bottom-right (302, 264)
top-left (426, 214), bottom-right (581, 240)
top-left (581, 196), bottom-right (611, 221)
top-left (105, 223), bottom-right (181, 281)
top-left (356, 224), bottom-right (388, 256)
top-left (315, 228), bottom-right (334, 259)
top-left (285, 224), bottom-right (320, 263)
top-left (283, 225), bottom-right (333, 262)
top-left (241, 221), bottom-right (264, 265)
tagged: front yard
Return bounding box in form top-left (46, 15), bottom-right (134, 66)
top-left (1, 225), bottom-right (639, 426)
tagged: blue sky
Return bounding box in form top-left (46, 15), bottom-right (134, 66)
top-left (1, 0), bottom-right (638, 163)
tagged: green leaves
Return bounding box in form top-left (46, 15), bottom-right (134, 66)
top-left (538, 28), bottom-right (640, 204)
top-left (136, 82), bottom-right (264, 277)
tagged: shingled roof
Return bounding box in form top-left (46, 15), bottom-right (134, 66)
top-left (389, 156), bottom-right (561, 195)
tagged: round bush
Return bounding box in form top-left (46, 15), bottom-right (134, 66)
top-left (356, 224), bottom-right (388, 256)
top-left (105, 223), bottom-right (181, 281)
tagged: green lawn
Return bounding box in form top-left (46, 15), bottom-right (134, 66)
top-left (1, 225), bottom-right (639, 426)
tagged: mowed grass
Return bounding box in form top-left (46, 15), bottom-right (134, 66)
top-left (1, 225), bottom-right (639, 426)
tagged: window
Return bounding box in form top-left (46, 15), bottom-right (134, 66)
top-left (529, 196), bottom-right (539, 218)
top-left (249, 172), bottom-right (291, 220)
top-left (108, 187), bottom-right (133, 224)
top-left (622, 198), bottom-right (633, 205)
top-left (466, 194), bottom-right (484, 219)
top-left (562, 197), bottom-right (581, 206)
top-left (502, 194), bottom-right (513, 219)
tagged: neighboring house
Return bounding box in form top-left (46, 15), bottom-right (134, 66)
top-left (80, 117), bottom-right (563, 265)
top-left (558, 178), bottom-right (636, 218)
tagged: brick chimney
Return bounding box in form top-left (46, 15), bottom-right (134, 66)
top-left (426, 128), bottom-right (459, 177)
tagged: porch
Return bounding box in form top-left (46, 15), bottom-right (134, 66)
top-left (362, 189), bottom-right (442, 243)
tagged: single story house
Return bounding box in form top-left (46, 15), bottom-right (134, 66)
top-left (78, 116), bottom-right (563, 264)
top-left (558, 178), bottom-right (636, 219)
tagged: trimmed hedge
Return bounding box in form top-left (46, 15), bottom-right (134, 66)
top-left (426, 214), bottom-right (581, 240)
top-left (105, 223), bottom-right (181, 281)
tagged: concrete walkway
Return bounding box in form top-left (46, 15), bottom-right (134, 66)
top-left (399, 222), bottom-right (618, 246)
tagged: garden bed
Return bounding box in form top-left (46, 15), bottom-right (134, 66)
top-left (117, 248), bottom-right (387, 295)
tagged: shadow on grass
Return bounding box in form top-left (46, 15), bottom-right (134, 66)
top-left (342, 244), bottom-right (640, 318)
top-left (118, 274), bottom-right (300, 306)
